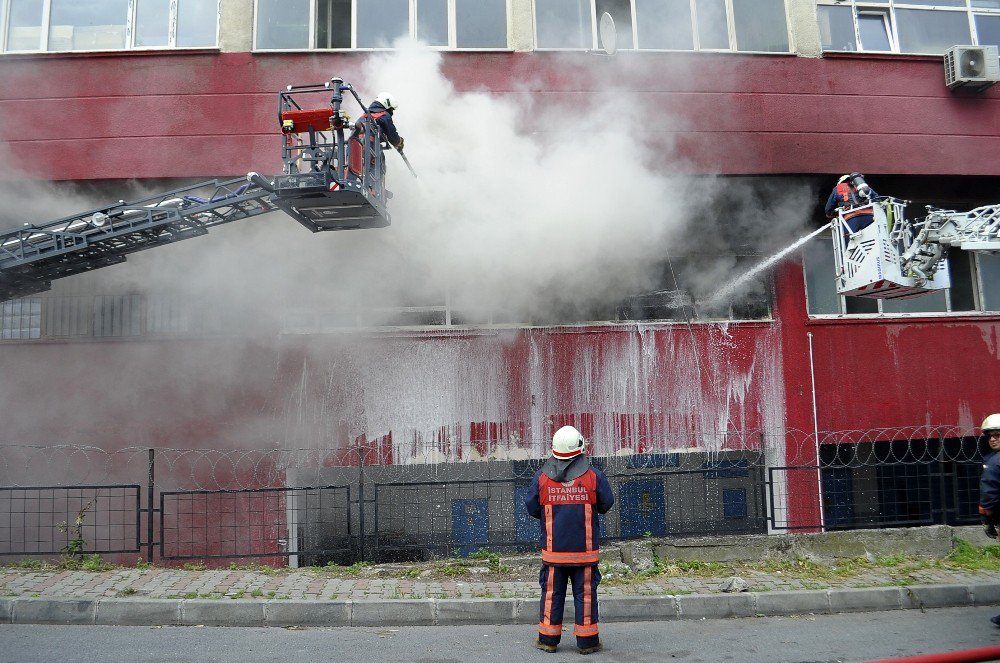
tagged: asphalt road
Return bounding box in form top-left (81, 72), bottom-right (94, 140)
top-left (2, 606), bottom-right (1000, 662)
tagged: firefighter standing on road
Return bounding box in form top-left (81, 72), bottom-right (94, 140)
top-left (978, 414), bottom-right (1000, 627)
top-left (525, 425), bottom-right (615, 655)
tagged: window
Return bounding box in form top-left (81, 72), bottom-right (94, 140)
top-left (254, 0), bottom-right (508, 50)
top-left (1, 298), bottom-right (40, 339)
top-left (818, 1), bottom-right (998, 55)
top-left (803, 232), bottom-right (999, 316)
top-left (976, 13), bottom-right (1000, 47)
top-left (535, 0), bottom-right (789, 51)
top-left (858, 10), bottom-right (893, 51)
top-left (1, 0), bottom-right (218, 52)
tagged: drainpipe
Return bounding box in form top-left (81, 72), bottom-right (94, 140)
top-left (807, 332), bottom-right (826, 531)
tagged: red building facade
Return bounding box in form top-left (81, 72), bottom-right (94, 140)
top-left (0, 2), bottom-right (998, 538)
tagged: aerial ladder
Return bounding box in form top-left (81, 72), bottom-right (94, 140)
top-left (831, 190), bottom-right (1000, 300)
top-left (0, 78), bottom-right (398, 302)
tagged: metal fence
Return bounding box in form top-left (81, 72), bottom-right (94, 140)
top-left (0, 425), bottom-right (986, 565)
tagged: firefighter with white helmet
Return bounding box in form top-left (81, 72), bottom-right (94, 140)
top-left (524, 425), bottom-right (615, 654)
top-left (357, 91), bottom-right (404, 151)
top-left (979, 414), bottom-right (1000, 626)
top-left (979, 414), bottom-right (1000, 537)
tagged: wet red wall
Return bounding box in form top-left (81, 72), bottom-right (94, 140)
top-left (1, 50), bottom-right (998, 533)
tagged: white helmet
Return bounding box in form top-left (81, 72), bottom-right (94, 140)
top-left (375, 91), bottom-right (398, 112)
top-left (983, 414), bottom-right (1000, 434)
top-left (552, 425), bottom-right (586, 459)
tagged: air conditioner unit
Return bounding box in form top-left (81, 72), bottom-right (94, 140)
top-left (944, 45), bottom-right (1000, 91)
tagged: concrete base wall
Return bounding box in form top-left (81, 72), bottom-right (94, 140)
top-left (607, 525), bottom-right (977, 567)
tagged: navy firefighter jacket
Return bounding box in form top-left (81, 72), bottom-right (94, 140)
top-left (525, 455), bottom-right (615, 566)
top-left (364, 101), bottom-right (402, 148)
top-left (980, 450), bottom-right (1000, 514)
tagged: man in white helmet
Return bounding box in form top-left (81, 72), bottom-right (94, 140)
top-left (978, 414), bottom-right (1000, 626)
top-left (356, 91), bottom-right (404, 152)
top-left (525, 425), bottom-right (615, 654)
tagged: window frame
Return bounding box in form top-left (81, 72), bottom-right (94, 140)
top-left (817, 0), bottom-right (1000, 55)
top-left (532, 0), bottom-right (790, 53)
top-left (0, 0), bottom-right (219, 53)
top-left (802, 230), bottom-right (1000, 318)
top-left (252, 0), bottom-right (511, 51)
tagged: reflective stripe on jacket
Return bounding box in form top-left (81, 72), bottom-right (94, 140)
top-left (526, 465), bottom-right (615, 566)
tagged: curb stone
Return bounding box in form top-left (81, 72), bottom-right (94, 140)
top-left (1, 583), bottom-right (997, 627)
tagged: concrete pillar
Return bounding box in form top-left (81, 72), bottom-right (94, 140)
top-left (219, 0), bottom-right (254, 53)
top-left (787, 0), bottom-right (823, 58)
top-left (508, 0), bottom-right (534, 52)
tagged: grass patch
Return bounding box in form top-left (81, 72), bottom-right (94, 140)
top-left (59, 554), bottom-right (108, 572)
top-left (229, 562), bottom-right (280, 575)
top-left (945, 539), bottom-right (1000, 571)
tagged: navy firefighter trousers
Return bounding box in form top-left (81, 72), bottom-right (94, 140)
top-left (537, 563), bottom-right (601, 648)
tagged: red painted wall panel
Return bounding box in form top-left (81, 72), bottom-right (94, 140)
top-left (0, 51), bottom-right (997, 179)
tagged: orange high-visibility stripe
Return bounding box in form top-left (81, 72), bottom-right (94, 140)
top-left (538, 623), bottom-right (562, 636)
top-left (544, 504), bottom-right (553, 551)
top-left (541, 565), bottom-right (556, 627)
top-left (582, 565), bottom-right (593, 626)
top-left (541, 550), bottom-right (600, 565)
top-left (585, 503), bottom-right (593, 553)
top-left (574, 623), bottom-right (599, 637)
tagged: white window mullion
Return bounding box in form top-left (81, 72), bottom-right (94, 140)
top-left (724, 0), bottom-right (736, 50)
top-left (1, 0), bottom-right (10, 52)
top-left (408, 0), bottom-right (415, 40)
top-left (630, 0), bottom-right (638, 50)
top-left (351, 0), bottom-right (357, 48)
top-left (309, 0), bottom-right (318, 48)
top-left (689, 0), bottom-right (700, 50)
top-left (40, 0), bottom-right (52, 51)
top-left (126, 0), bottom-right (136, 48)
top-left (448, 0), bottom-right (455, 49)
top-left (887, 7), bottom-right (899, 52)
top-left (169, 0), bottom-right (178, 47)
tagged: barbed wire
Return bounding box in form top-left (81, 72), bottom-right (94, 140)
top-left (0, 424), bottom-right (983, 491)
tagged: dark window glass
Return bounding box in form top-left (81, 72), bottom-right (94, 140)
top-left (858, 12), bottom-right (892, 51)
top-left (317, 0), bottom-right (351, 48)
top-left (818, 5), bottom-right (857, 51)
top-left (732, 0), bottom-right (788, 52)
top-left (975, 14), bottom-right (1000, 48)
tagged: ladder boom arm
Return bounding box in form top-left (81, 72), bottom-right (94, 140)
top-left (0, 176), bottom-right (276, 301)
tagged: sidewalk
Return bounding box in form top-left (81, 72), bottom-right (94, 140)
top-left (3, 547), bottom-right (1000, 627)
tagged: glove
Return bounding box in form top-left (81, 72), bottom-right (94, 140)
top-left (397, 137), bottom-right (405, 151)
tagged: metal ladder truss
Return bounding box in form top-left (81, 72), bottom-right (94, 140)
top-left (0, 178), bottom-right (275, 301)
